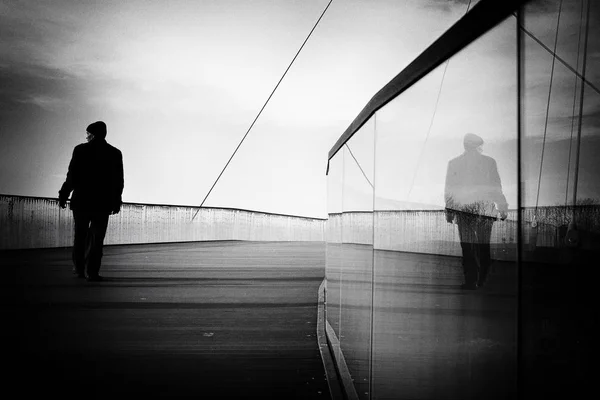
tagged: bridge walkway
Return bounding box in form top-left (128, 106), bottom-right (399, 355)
top-left (2, 241), bottom-right (331, 399)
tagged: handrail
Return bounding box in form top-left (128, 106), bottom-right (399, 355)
top-left (0, 193), bottom-right (327, 221)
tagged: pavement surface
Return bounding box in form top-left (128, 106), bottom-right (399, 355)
top-left (1, 241), bottom-right (331, 399)
top-left (3, 240), bottom-right (594, 399)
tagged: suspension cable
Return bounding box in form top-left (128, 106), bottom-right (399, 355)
top-left (406, 59), bottom-right (450, 199)
top-left (191, 0), bottom-right (334, 221)
top-left (406, 0), bottom-right (472, 200)
top-left (571, 0), bottom-right (591, 210)
top-left (515, 15), bottom-right (600, 97)
top-left (345, 144), bottom-right (374, 189)
top-left (534, 0), bottom-right (563, 215)
top-left (564, 0), bottom-right (585, 209)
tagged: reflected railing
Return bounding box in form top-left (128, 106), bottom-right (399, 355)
top-left (332, 207), bottom-right (600, 258)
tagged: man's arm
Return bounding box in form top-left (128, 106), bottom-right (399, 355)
top-left (444, 161), bottom-right (456, 223)
top-left (489, 159), bottom-right (508, 219)
top-left (58, 148), bottom-right (78, 208)
top-left (111, 150), bottom-right (124, 214)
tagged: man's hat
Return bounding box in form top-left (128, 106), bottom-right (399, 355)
top-left (87, 121), bottom-right (107, 139)
top-left (463, 133), bottom-right (483, 149)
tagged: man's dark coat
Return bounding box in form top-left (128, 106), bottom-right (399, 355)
top-left (444, 150), bottom-right (507, 218)
top-left (59, 138), bottom-right (124, 213)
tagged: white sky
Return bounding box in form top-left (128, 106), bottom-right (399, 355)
top-left (1, 0), bottom-right (598, 217)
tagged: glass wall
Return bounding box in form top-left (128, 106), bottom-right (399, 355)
top-left (326, 119), bottom-right (375, 399)
top-left (519, 0), bottom-right (599, 397)
top-left (371, 15), bottom-right (518, 400)
top-left (326, 1), bottom-right (598, 398)
top-left (340, 121), bottom-right (375, 400)
top-left (326, 150), bottom-right (344, 344)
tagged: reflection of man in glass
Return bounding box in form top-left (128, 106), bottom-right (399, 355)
top-left (444, 133), bottom-right (508, 290)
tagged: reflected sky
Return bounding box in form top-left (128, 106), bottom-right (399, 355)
top-left (332, 0), bottom-right (600, 211)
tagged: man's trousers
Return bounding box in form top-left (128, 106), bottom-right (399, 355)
top-left (72, 209), bottom-right (110, 277)
top-left (456, 212), bottom-right (495, 287)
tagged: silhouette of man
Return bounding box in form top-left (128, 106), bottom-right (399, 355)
top-left (59, 121), bottom-right (124, 282)
top-left (444, 133), bottom-right (507, 290)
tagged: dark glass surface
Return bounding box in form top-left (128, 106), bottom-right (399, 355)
top-left (339, 122), bottom-right (375, 399)
top-left (371, 17), bottom-right (518, 400)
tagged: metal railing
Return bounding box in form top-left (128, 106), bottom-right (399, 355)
top-left (0, 194), bottom-right (325, 250)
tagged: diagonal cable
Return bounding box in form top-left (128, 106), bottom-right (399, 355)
top-left (406, 59), bottom-right (450, 199)
top-left (513, 12), bottom-right (600, 97)
top-left (571, 0), bottom-right (591, 208)
top-left (406, 0), bottom-right (472, 200)
top-left (345, 144), bottom-right (374, 188)
top-left (565, 0), bottom-right (585, 209)
top-left (191, 0), bottom-right (334, 221)
top-left (535, 0), bottom-right (563, 213)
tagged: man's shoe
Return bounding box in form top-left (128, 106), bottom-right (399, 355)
top-left (86, 275), bottom-right (103, 282)
top-left (72, 269), bottom-right (85, 278)
top-left (478, 274), bottom-right (490, 288)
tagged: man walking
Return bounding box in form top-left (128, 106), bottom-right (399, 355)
top-left (59, 121), bottom-right (124, 282)
top-left (444, 133), bottom-right (507, 290)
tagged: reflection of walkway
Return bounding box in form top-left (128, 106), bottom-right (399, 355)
top-left (326, 244), bottom-right (518, 399)
top-left (371, 249), bottom-right (518, 399)
top-left (2, 242), bottom-right (330, 399)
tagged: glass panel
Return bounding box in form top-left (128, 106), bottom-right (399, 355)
top-left (339, 119), bottom-right (375, 400)
top-left (326, 151), bottom-right (344, 340)
top-left (520, 0), bottom-right (599, 397)
top-left (372, 17), bottom-right (518, 400)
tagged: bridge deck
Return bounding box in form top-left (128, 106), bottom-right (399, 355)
top-left (2, 241), bottom-right (330, 399)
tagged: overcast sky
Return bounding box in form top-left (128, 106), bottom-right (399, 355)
top-left (1, 0), bottom-right (598, 217)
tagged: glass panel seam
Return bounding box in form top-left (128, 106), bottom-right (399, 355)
top-left (516, 6), bottom-right (524, 397)
top-left (369, 114), bottom-right (377, 400)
